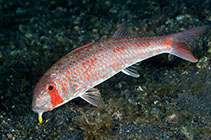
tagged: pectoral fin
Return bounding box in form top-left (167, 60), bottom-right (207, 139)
top-left (80, 88), bottom-right (103, 106)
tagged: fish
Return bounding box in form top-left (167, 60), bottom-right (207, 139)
top-left (32, 24), bottom-right (208, 123)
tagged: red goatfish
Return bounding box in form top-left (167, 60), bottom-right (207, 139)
top-left (32, 24), bottom-right (208, 123)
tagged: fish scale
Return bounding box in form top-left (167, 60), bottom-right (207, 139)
top-left (32, 24), bottom-right (208, 123)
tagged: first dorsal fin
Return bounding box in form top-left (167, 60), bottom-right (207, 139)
top-left (113, 23), bottom-right (132, 38)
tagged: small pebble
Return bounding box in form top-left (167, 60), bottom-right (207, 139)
top-left (74, 26), bottom-right (80, 31)
top-left (165, 114), bottom-right (178, 123)
top-left (136, 86), bottom-right (144, 91)
top-left (208, 48), bottom-right (211, 53)
top-left (109, 7), bottom-right (118, 14)
top-left (25, 33), bottom-right (33, 39)
top-left (92, 29), bottom-right (98, 33)
top-left (7, 133), bottom-right (13, 139)
top-left (0, 51), bottom-right (2, 59)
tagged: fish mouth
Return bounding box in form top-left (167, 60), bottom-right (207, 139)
top-left (32, 105), bottom-right (51, 113)
top-left (32, 103), bottom-right (43, 112)
top-left (32, 107), bottom-right (44, 113)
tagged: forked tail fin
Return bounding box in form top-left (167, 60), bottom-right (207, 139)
top-left (169, 26), bottom-right (208, 62)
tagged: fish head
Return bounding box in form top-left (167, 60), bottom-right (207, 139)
top-left (32, 73), bottom-right (64, 123)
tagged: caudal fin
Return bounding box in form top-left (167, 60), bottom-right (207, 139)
top-left (169, 25), bottom-right (208, 62)
top-left (170, 42), bottom-right (198, 62)
top-left (171, 26), bottom-right (208, 42)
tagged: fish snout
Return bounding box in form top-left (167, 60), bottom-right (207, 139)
top-left (32, 92), bottom-right (52, 113)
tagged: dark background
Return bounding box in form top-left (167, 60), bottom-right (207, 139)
top-left (0, 0), bottom-right (210, 139)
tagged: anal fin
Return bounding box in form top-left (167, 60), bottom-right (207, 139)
top-left (122, 65), bottom-right (140, 78)
top-left (80, 88), bottom-right (103, 106)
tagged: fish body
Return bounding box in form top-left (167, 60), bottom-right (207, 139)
top-left (32, 24), bottom-right (208, 123)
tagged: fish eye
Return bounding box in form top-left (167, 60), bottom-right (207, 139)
top-left (46, 83), bottom-right (55, 93)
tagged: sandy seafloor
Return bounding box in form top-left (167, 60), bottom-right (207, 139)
top-left (0, 0), bottom-right (211, 139)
